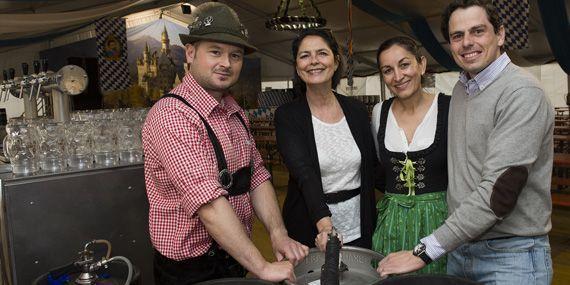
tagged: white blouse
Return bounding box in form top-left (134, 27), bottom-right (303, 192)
top-left (371, 93), bottom-right (439, 156)
top-left (312, 115), bottom-right (361, 243)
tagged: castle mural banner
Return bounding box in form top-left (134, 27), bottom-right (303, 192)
top-left (121, 18), bottom-right (187, 107)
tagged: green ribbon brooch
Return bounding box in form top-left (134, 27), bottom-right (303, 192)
top-left (398, 154), bottom-right (416, 196)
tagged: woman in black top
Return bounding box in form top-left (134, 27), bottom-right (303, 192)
top-left (274, 29), bottom-right (377, 250)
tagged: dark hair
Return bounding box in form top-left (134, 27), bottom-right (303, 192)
top-left (441, 0), bottom-right (503, 43)
top-left (376, 36), bottom-right (423, 69)
top-left (291, 29), bottom-right (343, 96)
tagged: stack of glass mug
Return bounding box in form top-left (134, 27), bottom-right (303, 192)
top-left (2, 108), bottom-right (149, 175)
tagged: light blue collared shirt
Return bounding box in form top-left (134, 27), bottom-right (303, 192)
top-left (458, 52), bottom-right (511, 96)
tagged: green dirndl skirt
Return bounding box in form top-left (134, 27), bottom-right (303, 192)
top-left (372, 191), bottom-right (447, 274)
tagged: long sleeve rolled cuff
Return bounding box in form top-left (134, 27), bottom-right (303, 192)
top-left (250, 165), bottom-right (272, 191)
top-left (181, 179), bottom-right (228, 218)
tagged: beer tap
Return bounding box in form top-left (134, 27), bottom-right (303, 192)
top-left (0, 70), bottom-right (7, 100)
top-left (35, 59), bottom-right (51, 98)
top-left (1, 64), bottom-right (88, 122)
top-left (28, 60), bottom-right (41, 100)
top-left (4, 68), bottom-right (16, 102)
top-left (19, 63), bottom-right (29, 98)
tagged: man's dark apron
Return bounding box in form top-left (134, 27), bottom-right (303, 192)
top-left (153, 94), bottom-right (253, 285)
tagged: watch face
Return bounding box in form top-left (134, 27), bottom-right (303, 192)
top-left (413, 243), bottom-right (425, 255)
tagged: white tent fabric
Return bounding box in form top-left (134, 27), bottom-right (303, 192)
top-left (127, 18), bottom-right (186, 47)
top-left (0, 0), bottom-right (146, 36)
top-left (540, 63), bottom-right (568, 107)
top-left (0, 0), bottom-right (183, 42)
top-left (435, 72), bottom-right (459, 96)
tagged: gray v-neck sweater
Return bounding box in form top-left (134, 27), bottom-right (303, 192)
top-left (433, 63), bottom-right (554, 251)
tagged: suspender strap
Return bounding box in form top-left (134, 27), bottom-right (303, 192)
top-left (163, 94), bottom-right (230, 185)
top-left (161, 94), bottom-right (250, 190)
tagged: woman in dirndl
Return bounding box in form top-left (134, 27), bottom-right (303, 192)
top-left (371, 36), bottom-right (449, 274)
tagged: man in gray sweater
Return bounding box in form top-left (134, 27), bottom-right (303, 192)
top-left (377, 1), bottom-right (554, 283)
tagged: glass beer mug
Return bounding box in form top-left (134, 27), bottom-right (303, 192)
top-left (91, 119), bottom-right (118, 166)
top-left (65, 121), bottom-right (93, 169)
top-left (117, 119), bottom-right (143, 164)
top-left (36, 120), bottom-right (65, 172)
top-left (3, 120), bottom-right (39, 174)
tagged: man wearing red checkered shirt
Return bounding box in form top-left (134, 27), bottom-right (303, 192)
top-left (142, 3), bottom-right (308, 285)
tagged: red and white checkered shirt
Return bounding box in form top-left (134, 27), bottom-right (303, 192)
top-left (142, 73), bottom-right (271, 260)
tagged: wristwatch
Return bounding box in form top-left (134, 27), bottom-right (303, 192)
top-left (412, 242), bottom-right (432, 265)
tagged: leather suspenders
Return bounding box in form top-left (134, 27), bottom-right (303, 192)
top-left (161, 94), bottom-right (252, 196)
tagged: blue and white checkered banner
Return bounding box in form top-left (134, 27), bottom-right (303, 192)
top-left (494, 0), bottom-right (529, 50)
top-left (245, 107), bottom-right (276, 120)
top-left (96, 17), bottom-right (130, 92)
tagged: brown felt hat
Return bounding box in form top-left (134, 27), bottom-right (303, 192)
top-left (179, 2), bottom-right (257, 54)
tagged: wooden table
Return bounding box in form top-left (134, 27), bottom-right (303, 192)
top-left (554, 126), bottom-right (570, 135)
top-left (555, 107), bottom-right (570, 116)
top-left (253, 134), bottom-right (279, 178)
top-left (554, 135), bottom-right (570, 153)
top-left (251, 125), bottom-right (275, 132)
top-left (554, 153), bottom-right (570, 167)
top-left (555, 120), bottom-right (569, 126)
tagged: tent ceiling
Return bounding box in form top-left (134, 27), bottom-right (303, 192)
top-left (0, 0), bottom-right (567, 81)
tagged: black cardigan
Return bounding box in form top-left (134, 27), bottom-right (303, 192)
top-left (274, 93), bottom-right (377, 248)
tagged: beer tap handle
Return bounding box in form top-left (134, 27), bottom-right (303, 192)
top-left (7, 68), bottom-right (15, 101)
top-left (30, 62), bottom-right (40, 99)
top-left (22, 62), bottom-right (29, 76)
top-left (41, 59), bottom-right (48, 73)
top-left (33, 60), bottom-right (40, 75)
top-left (29, 62), bottom-right (39, 99)
top-left (29, 85), bottom-right (35, 100)
top-left (6, 68), bottom-right (15, 101)
top-left (0, 70), bottom-right (6, 100)
top-left (2, 70), bottom-right (9, 101)
top-left (36, 82), bottom-right (43, 98)
top-left (20, 63), bottom-right (29, 99)
top-left (19, 84), bottom-right (25, 98)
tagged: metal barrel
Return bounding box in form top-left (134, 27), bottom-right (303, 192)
top-left (375, 274), bottom-right (480, 285)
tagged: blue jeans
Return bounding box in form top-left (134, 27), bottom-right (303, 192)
top-left (447, 235), bottom-right (552, 285)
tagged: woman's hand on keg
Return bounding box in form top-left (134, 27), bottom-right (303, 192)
top-left (315, 231), bottom-right (329, 251)
top-left (315, 217), bottom-right (343, 251)
top-left (315, 229), bottom-right (343, 252)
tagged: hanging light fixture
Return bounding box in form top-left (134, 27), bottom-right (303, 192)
top-left (266, 0), bottom-right (327, 31)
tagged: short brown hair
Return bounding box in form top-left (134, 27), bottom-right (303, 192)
top-left (440, 0), bottom-right (503, 43)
